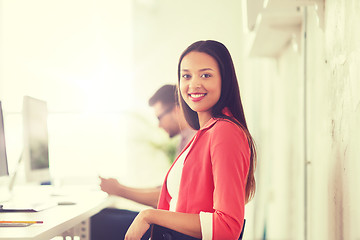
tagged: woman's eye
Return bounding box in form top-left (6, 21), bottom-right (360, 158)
top-left (182, 74), bottom-right (191, 79)
top-left (201, 73), bottom-right (212, 78)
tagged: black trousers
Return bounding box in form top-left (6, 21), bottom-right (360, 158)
top-left (90, 208), bottom-right (151, 240)
top-left (91, 208), bottom-right (245, 240)
top-left (150, 219), bottom-right (246, 240)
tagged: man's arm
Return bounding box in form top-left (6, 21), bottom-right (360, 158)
top-left (99, 176), bottom-right (160, 208)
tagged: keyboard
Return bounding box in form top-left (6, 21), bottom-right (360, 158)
top-left (0, 200), bottom-right (58, 212)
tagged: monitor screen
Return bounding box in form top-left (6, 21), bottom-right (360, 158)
top-left (0, 101), bottom-right (9, 177)
top-left (0, 101), bottom-right (11, 202)
top-left (23, 96), bottom-right (51, 184)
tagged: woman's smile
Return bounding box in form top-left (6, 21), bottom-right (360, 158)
top-left (188, 93), bottom-right (207, 102)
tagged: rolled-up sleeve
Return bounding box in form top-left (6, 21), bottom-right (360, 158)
top-left (200, 211), bottom-right (213, 240)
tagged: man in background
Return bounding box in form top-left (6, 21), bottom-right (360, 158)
top-left (91, 84), bottom-right (195, 240)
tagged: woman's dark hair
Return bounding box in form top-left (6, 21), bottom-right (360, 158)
top-left (177, 40), bottom-right (256, 202)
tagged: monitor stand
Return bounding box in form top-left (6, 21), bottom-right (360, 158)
top-left (0, 184), bottom-right (11, 203)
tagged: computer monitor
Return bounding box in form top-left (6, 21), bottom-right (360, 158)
top-left (22, 96), bottom-right (51, 184)
top-left (0, 101), bottom-right (11, 202)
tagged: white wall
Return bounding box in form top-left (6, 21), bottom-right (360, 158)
top-left (306, 2), bottom-right (360, 239)
top-left (241, 45), bottom-right (305, 239)
top-left (0, 0), bottom-right (140, 185)
top-left (243, 1), bottom-right (360, 240)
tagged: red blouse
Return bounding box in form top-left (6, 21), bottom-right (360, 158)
top-left (157, 116), bottom-right (250, 239)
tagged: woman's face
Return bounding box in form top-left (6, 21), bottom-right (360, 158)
top-left (179, 51), bottom-right (221, 119)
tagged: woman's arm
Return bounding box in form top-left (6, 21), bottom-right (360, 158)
top-left (99, 177), bottom-right (160, 208)
top-left (210, 121), bottom-right (249, 239)
top-left (125, 209), bottom-right (202, 240)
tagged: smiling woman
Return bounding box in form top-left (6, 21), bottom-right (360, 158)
top-left (125, 40), bottom-right (256, 240)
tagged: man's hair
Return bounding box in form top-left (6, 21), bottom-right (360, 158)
top-left (148, 84), bottom-right (178, 107)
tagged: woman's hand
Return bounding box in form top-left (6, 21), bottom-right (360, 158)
top-left (125, 209), bottom-right (152, 240)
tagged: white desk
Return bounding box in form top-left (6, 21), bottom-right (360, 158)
top-left (0, 186), bottom-right (115, 240)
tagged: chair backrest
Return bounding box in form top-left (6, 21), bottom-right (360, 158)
top-left (239, 219), bottom-right (246, 239)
